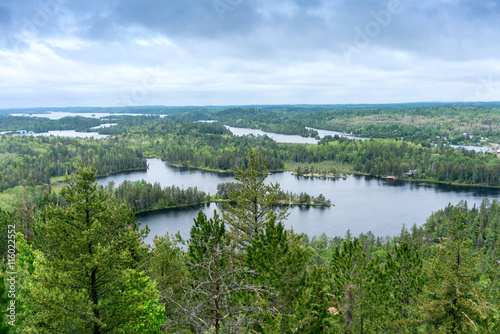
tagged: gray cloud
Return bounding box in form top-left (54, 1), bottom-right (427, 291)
top-left (3, 0), bottom-right (499, 60)
top-left (0, 0), bottom-right (499, 108)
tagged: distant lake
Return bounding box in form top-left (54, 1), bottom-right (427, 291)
top-left (33, 130), bottom-right (108, 139)
top-left (91, 123), bottom-right (117, 129)
top-left (225, 125), bottom-right (366, 144)
top-left (11, 111), bottom-right (168, 120)
top-left (226, 125), bottom-right (488, 152)
top-left (99, 159), bottom-right (500, 245)
top-left (225, 125), bottom-right (319, 144)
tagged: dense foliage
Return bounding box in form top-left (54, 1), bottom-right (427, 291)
top-left (0, 106), bottom-right (500, 333)
top-left (0, 135), bottom-right (146, 192)
top-left (217, 182), bottom-right (332, 206)
top-left (212, 104), bottom-right (500, 145)
top-left (17, 165), bottom-right (164, 333)
top-left (112, 180), bottom-right (209, 213)
top-left (93, 116), bottom-right (500, 187)
top-left (0, 116), bottom-right (101, 133)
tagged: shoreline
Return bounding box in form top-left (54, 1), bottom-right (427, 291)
top-left (157, 158), bottom-right (500, 190)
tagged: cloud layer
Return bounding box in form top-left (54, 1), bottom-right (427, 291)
top-left (0, 0), bottom-right (499, 108)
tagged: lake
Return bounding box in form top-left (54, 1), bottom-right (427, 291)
top-left (11, 111), bottom-right (168, 120)
top-left (98, 158), bottom-right (500, 245)
top-left (226, 126), bottom-right (487, 153)
top-left (225, 126), bottom-right (367, 144)
top-left (33, 130), bottom-right (109, 139)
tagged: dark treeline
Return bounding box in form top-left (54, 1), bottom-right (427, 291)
top-left (424, 198), bottom-right (500, 255)
top-left (5, 104), bottom-right (500, 144)
top-left (157, 123), bottom-right (284, 171)
top-left (217, 181), bottom-right (331, 206)
top-left (281, 137), bottom-right (500, 187)
top-left (173, 105), bottom-right (499, 145)
top-left (111, 179), bottom-right (209, 213)
top-left (95, 116), bottom-right (500, 187)
top-left (215, 108), bottom-right (319, 137)
top-left (0, 135), bottom-right (146, 192)
top-left (209, 105), bottom-right (500, 144)
top-left (104, 178), bottom-right (333, 214)
top-left (0, 116), bottom-right (102, 132)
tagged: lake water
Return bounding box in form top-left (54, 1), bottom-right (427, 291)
top-left (224, 125), bottom-right (366, 144)
top-left (225, 126), bottom-right (320, 144)
top-left (33, 130), bottom-right (109, 139)
top-left (226, 126), bottom-right (486, 153)
top-left (98, 159), bottom-right (500, 245)
top-left (11, 111), bottom-right (168, 120)
top-left (91, 123), bottom-right (117, 129)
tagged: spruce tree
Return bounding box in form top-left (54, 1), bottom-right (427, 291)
top-left (21, 164), bottom-right (164, 333)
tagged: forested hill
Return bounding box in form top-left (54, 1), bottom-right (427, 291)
top-left (209, 104), bottom-right (500, 145)
top-left (2, 150), bottom-right (500, 333)
top-left (98, 116), bottom-right (500, 188)
top-left (0, 106), bottom-right (498, 332)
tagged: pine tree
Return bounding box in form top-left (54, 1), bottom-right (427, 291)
top-left (172, 210), bottom-right (257, 334)
top-left (330, 238), bottom-right (385, 333)
top-left (20, 164), bottom-right (164, 333)
top-left (294, 265), bottom-right (337, 333)
top-left (384, 243), bottom-right (424, 331)
top-left (222, 145), bottom-right (288, 248)
top-left (245, 214), bottom-right (308, 331)
top-left (0, 269), bottom-right (9, 334)
top-left (420, 210), bottom-right (481, 333)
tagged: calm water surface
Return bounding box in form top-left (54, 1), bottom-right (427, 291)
top-left (226, 126), bottom-right (484, 153)
top-left (98, 159), bottom-right (500, 245)
top-left (33, 130), bottom-right (108, 139)
top-left (11, 111), bottom-right (167, 119)
top-left (225, 126), bottom-right (319, 144)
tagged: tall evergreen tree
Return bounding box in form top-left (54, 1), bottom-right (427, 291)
top-left (245, 214), bottom-right (308, 331)
top-left (384, 243), bottom-right (424, 331)
top-left (330, 238), bottom-right (385, 333)
top-left (20, 164), bottom-right (164, 333)
top-left (173, 210), bottom-right (257, 334)
top-left (222, 145), bottom-right (288, 248)
top-left (420, 210), bottom-right (481, 333)
top-left (294, 265), bottom-right (336, 333)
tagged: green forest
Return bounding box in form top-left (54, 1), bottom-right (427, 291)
top-left (0, 105), bottom-right (499, 333)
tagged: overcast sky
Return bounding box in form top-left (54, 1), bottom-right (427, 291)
top-left (0, 0), bottom-right (499, 108)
